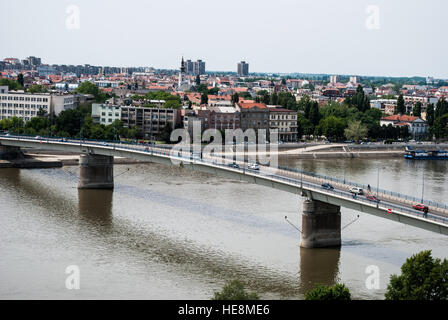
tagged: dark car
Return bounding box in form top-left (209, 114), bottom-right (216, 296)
top-left (228, 163), bottom-right (239, 169)
top-left (321, 183), bottom-right (334, 190)
top-left (413, 203), bottom-right (428, 212)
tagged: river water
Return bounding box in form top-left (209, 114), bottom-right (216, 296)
top-left (0, 157), bottom-right (447, 300)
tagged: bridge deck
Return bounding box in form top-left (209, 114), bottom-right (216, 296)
top-left (1, 134), bottom-right (447, 236)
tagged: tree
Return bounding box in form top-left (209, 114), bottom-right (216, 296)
top-left (56, 108), bottom-right (85, 137)
top-left (201, 93), bottom-right (208, 105)
top-left (207, 87), bottom-right (219, 95)
top-left (345, 85), bottom-right (370, 112)
top-left (231, 92), bottom-right (239, 104)
top-left (431, 114), bottom-right (448, 140)
top-left (76, 81), bottom-right (107, 102)
top-left (316, 116), bottom-right (347, 141)
top-left (163, 99), bottom-right (182, 109)
top-left (426, 103), bottom-right (435, 127)
top-left (37, 107), bottom-right (48, 118)
top-left (412, 102), bottom-right (422, 117)
top-left (158, 124), bottom-right (174, 143)
top-left (195, 75), bottom-right (201, 86)
top-left (305, 283), bottom-right (351, 300)
top-left (27, 84), bottom-right (48, 93)
top-left (17, 73), bottom-right (24, 87)
top-left (212, 280), bottom-right (259, 300)
top-left (196, 84), bottom-right (208, 94)
top-left (0, 78), bottom-right (23, 90)
top-left (297, 113), bottom-right (314, 139)
top-left (385, 250), bottom-right (448, 300)
top-left (396, 94), bottom-right (406, 115)
top-left (308, 101), bottom-right (320, 126)
top-left (269, 92), bottom-right (278, 105)
top-left (435, 98), bottom-right (448, 119)
top-left (345, 120), bottom-right (368, 142)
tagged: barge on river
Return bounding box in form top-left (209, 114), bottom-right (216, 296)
top-left (404, 147), bottom-right (448, 160)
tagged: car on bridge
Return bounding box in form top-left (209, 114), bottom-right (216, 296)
top-left (321, 183), bottom-right (334, 190)
top-left (413, 203), bottom-right (429, 212)
top-left (366, 194), bottom-right (380, 203)
top-left (349, 187), bottom-right (364, 195)
top-left (248, 163), bottom-right (260, 170)
top-left (227, 163), bottom-right (240, 169)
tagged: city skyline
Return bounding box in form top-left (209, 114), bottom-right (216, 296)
top-left (1, 0), bottom-right (448, 78)
top-left (2, 54), bottom-right (447, 81)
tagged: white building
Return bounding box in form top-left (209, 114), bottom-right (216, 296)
top-left (0, 86), bottom-right (75, 121)
top-left (329, 75), bottom-right (339, 84)
top-left (91, 103), bottom-right (121, 125)
top-left (370, 99), bottom-right (397, 113)
top-left (380, 115), bottom-right (428, 138)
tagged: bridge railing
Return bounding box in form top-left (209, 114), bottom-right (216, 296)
top-left (276, 165), bottom-right (448, 211)
top-left (2, 133), bottom-right (448, 213)
top-left (191, 155), bottom-right (448, 225)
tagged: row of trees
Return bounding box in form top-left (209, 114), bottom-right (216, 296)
top-left (427, 98), bottom-right (448, 139)
top-left (253, 85), bottom-right (448, 141)
top-left (131, 90), bottom-right (183, 109)
top-left (294, 95), bottom-right (403, 141)
top-left (0, 103), bottom-right (139, 141)
top-left (212, 250), bottom-right (448, 300)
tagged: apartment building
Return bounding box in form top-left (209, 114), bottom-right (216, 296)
top-left (91, 103), bottom-right (121, 125)
top-left (267, 105), bottom-right (298, 142)
top-left (237, 61), bottom-right (249, 77)
top-left (0, 86), bottom-right (74, 121)
top-left (370, 99), bottom-right (397, 115)
top-left (120, 106), bottom-right (180, 139)
top-left (236, 102), bottom-right (269, 136)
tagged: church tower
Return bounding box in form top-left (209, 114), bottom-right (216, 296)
top-left (178, 56), bottom-right (185, 88)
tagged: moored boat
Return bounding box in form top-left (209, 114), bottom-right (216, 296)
top-left (404, 148), bottom-right (448, 160)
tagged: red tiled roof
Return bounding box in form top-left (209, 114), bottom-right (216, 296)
top-left (238, 102), bottom-right (267, 109)
top-left (238, 99), bottom-right (255, 104)
top-left (381, 115), bottom-right (419, 122)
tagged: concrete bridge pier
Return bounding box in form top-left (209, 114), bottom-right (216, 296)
top-left (300, 199), bottom-right (341, 248)
top-left (0, 145), bottom-right (23, 160)
top-left (78, 154), bottom-right (114, 189)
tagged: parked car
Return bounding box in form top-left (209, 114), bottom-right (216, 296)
top-left (321, 183), bottom-right (334, 190)
top-left (248, 163), bottom-right (260, 170)
top-left (349, 187), bottom-right (364, 195)
top-left (413, 203), bottom-right (429, 212)
top-left (366, 194), bottom-right (380, 203)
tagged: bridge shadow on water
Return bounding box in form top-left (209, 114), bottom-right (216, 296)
top-left (77, 189), bottom-right (113, 226)
top-left (298, 247), bottom-right (341, 295)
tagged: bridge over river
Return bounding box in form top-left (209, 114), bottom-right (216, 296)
top-left (1, 134), bottom-right (447, 248)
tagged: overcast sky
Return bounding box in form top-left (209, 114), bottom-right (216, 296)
top-left (2, 0), bottom-right (447, 78)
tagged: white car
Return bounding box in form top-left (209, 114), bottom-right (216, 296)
top-left (349, 187), bottom-right (364, 195)
top-left (248, 163), bottom-right (260, 170)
